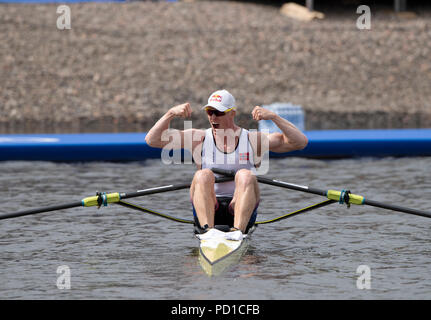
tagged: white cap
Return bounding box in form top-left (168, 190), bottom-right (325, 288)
top-left (202, 89), bottom-right (236, 112)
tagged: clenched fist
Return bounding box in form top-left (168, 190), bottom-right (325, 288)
top-left (169, 103), bottom-right (192, 118)
top-left (252, 106), bottom-right (275, 121)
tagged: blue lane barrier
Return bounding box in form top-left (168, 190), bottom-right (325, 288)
top-left (1, 129), bottom-right (431, 162)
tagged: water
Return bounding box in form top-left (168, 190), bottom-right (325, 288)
top-left (0, 157), bottom-right (430, 299)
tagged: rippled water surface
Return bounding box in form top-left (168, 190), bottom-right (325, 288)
top-left (0, 157), bottom-right (430, 299)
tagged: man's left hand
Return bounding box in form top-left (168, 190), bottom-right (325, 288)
top-left (252, 106), bottom-right (275, 121)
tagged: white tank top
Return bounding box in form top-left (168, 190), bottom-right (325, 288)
top-left (201, 128), bottom-right (255, 197)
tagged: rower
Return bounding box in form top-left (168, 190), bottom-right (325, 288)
top-left (145, 90), bottom-right (308, 234)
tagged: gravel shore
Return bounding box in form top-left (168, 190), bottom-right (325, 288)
top-left (1, 1), bottom-right (430, 133)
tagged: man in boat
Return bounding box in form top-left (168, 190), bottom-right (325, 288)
top-left (145, 90), bottom-right (308, 234)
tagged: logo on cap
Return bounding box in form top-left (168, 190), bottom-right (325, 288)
top-left (210, 94), bottom-right (222, 103)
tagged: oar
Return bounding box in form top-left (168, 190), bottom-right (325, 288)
top-left (211, 168), bottom-right (431, 219)
top-left (0, 177), bottom-right (234, 220)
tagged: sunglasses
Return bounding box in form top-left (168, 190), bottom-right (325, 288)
top-left (205, 108), bottom-right (233, 117)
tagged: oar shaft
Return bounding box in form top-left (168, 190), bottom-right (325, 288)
top-left (0, 201), bottom-right (82, 220)
top-left (120, 176), bottom-right (233, 200)
top-left (255, 175), bottom-right (327, 197)
top-left (211, 168), bottom-right (327, 196)
top-left (0, 177), bottom-right (234, 221)
top-left (211, 168), bottom-right (431, 219)
top-left (363, 199), bottom-right (431, 219)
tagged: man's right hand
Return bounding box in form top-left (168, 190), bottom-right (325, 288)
top-left (169, 103), bottom-right (192, 118)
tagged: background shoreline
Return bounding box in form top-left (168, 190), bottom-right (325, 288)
top-left (1, 1), bottom-right (430, 133)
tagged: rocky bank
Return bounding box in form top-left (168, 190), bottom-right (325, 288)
top-left (0, 1), bottom-right (430, 133)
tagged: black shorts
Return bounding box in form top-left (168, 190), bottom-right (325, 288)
top-left (192, 197), bottom-right (258, 234)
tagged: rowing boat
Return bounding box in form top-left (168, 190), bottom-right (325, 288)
top-left (1, 168), bottom-right (430, 277)
top-left (197, 225), bottom-right (256, 276)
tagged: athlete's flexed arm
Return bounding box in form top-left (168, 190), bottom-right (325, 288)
top-left (251, 106), bottom-right (308, 153)
top-left (145, 103), bottom-right (204, 151)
